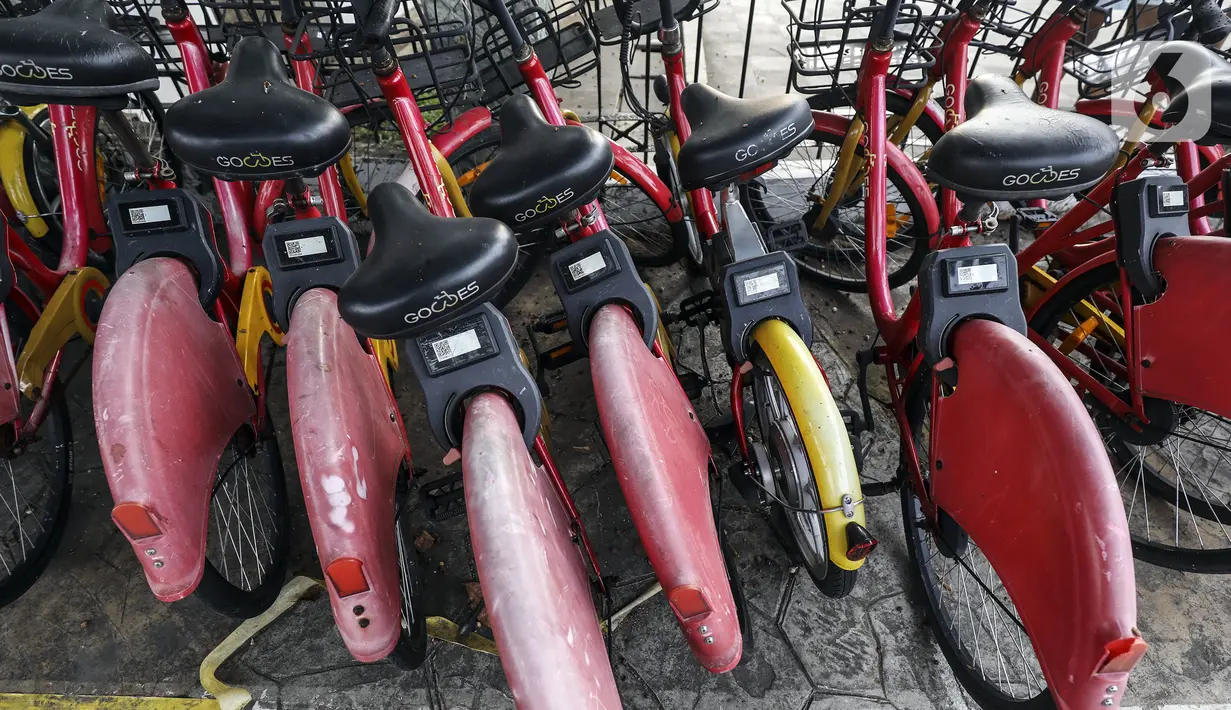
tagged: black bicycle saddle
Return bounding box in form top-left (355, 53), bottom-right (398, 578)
top-left (338, 182), bottom-right (519, 339)
top-left (468, 94), bottom-right (614, 232)
top-left (164, 36), bottom-right (351, 181)
top-left (676, 83), bottom-right (813, 191)
top-left (0, 0), bottom-right (159, 109)
top-left (927, 74), bottom-right (1118, 202)
top-left (1152, 41), bottom-right (1231, 145)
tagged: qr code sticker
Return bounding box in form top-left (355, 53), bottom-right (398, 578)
top-left (286, 241), bottom-right (303, 258)
top-left (131, 209), bottom-right (148, 225)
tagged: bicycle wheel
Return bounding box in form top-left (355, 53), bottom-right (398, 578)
top-left (0, 301), bottom-right (72, 609)
top-left (902, 372), bottom-right (1055, 709)
top-left (21, 91), bottom-right (181, 265)
top-left (747, 356), bottom-right (856, 598)
top-left (741, 103), bottom-right (933, 292)
top-left (195, 413), bottom-right (291, 618)
top-left (388, 462), bottom-right (428, 669)
top-left (597, 165), bottom-right (681, 267)
top-left (1029, 261), bottom-right (1231, 571)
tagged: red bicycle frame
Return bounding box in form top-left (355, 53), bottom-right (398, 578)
top-left (812, 22), bottom-right (1144, 709)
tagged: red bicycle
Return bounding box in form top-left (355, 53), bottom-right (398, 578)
top-left (804, 1), bottom-right (1146, 707)
top-left (0, 0), bottom-right (192, 609)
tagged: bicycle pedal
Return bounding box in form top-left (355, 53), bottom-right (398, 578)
top-left (663, 290), bottom-right (718, 327)
top-left (854, 348), bottom-right (877, 435)
top-left (839, 408), bottom-right (866, 473)
top-left (1014, 206), bottom-right (1058, 230)
top-left (421, 472), bottom-right (466, 521)
top-left (532, 311), bottom-right (569, 335)
top-left (764, 218), bottom-right (808, 252)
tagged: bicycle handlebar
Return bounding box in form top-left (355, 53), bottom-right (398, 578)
top-left (1189, 0), bottom-right (1231, 44)
top-left (872, 0), bottom-right (904, 44)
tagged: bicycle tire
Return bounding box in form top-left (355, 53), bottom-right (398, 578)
top-left (901, 371), bottom-right (1056, 709)
top-left (748, 355), bottom-right (858, 599)
top-left (741, 97), bottom-right (934, 293)
top-left (0, 301), bottom-right (73, 609)
top-left (195, 411), bottom-right (291, 618)
top-left (1029, 260), bottom-right (1231, 572)
top-left (388, 463), bottom-right (428, 670)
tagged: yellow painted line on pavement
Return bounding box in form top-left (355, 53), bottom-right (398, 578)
top-left (0, 694), bottom-right (217, 709)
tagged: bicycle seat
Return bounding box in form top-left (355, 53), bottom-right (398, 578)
top-left (163, 36), bottom-right (351, 181)
top-left (469, 94), bottom-right (614, 232)
top-left (927, 75), bottom-right (1118, 202)
top-left (0, 0), bottom-right (158, 109)
top-left (338, 182), bottom-right (518, 339)
top-left (1153, 41), bottom-right (1231, 145)
top-left (676, 84), bottom-right (813, 191)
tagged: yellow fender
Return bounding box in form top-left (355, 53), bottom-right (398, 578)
top-left (371, 337), bottom-right (399, 385)
top-left (0, 105), bottom-right (50, 239)
top-left (750, 319), bottom-right (867, 570)
top-left (17, 267), bottom-right (108, 399)
top-left (235, 267), bottom-right (283, 393)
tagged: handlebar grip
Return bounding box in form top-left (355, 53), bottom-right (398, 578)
top-left (872, 0), bottom-right (905, 44)
top-left (361, 0), bottom-right (399, 44)
top-left (1190, 0), bottom-right (1231, 45)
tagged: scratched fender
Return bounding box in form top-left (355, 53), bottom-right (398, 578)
top-left (1137, 237), bottom-right (1231, 417)
top-left (285, 289), bottom-right (410, 663)
top-left (589, 305), bottom-right (741, 673)
top-left (94, 258), bottom-right (254, 602)
top-left (932, 320), bottom-right (1142, 710)
top-left (463, 392), bottom-right (620, 710)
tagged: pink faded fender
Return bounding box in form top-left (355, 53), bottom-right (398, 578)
top-left (932, 319), bottom-right (1141, 710)
top-left (589, 305), bottom-right (741, 673)
top-left (94, 258), bottom-right (254, 602)
top-left (463, 392), bottom-right (620, 710)
top-left (286, 289), bottom-right (410, 663)
top-left (1137, 237), bottom-right (1231, 418)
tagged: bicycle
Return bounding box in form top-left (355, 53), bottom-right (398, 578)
top-left (0, 0), bottom-right (181, 608)
top-left (807, 1), bottom-right (1145, 707)
top-left (457, 0), bottom-right (753, 673)
top-left (612, 0), bottom-right (878, 597)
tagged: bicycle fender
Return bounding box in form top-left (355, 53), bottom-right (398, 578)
top-left (0, 114), bottom-right (49, 239)
top-left (1137, 236), bottom-right (1231, 417)
top-left (462, 392), bottom-right (620, 710)
top-left (750, 320), bottom-right (866, 570)
top-left (94, 258), bottom-right (255, 602)
top-left (811, 111), bottom-right (942, 241)
top-left (286, 289), bottom-right (409, 663)
top-left (932, 319), bottom-right (1140, 710)
top-left (589, 305), bottom-right (742, 673)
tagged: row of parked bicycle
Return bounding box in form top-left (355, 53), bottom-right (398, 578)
top-left (0, 0), bottom-right (1229, 706)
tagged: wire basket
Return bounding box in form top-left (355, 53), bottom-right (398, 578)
top-left (471, 0), bottom-right (598, 104)
top-left (965, 0), bottom-right (1065, 76)
top-left (1062, 0), bottom-right (1216, 99)
top-left (785, 0), bottom-right (954, 95)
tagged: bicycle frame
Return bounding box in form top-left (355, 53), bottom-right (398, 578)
top-left (825, 29), bottom-right (1144, 709)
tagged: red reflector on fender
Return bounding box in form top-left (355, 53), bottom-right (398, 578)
top-left (668, 584), bottom-right (712, 621)
top-left (845, 521), bottom-right (879, 561)
top-left (1097, 635), bottom-right (1148, 675)
top-left (326, 558), bottom-right (370, 598)
top-left (112, 503), bottom-right (161, 540)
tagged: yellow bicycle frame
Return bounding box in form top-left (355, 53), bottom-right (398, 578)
top-left (750, 319), bottom-right (867, 570)
top-left (0, 105), bottom-right (50, 239)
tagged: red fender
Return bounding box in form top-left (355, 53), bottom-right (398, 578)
top-left (1137, 237), bottom-right (1231, 416)
top-left (285, 289), bottom-right (410, 662)
top-left (463, 392), bottom-right (620, 709)
top-left (94, 258), bottom-right (254, 602)
top-left (932, 320), bottom-right (1141, 710)
top-left (589, 305), bottom-right (740, 672)
top-left (811, 111), bottom-right (942, 241)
